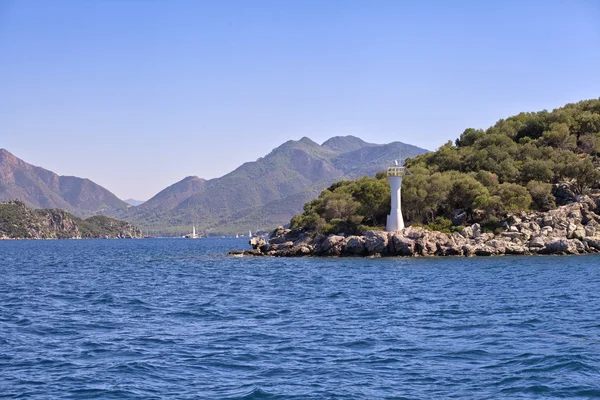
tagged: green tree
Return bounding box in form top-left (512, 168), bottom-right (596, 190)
top-left (473, 194), bottom-right (505, 217)
top-left (578, 133), bottom-right (600, 155)
top-left (520, 159), bottom-right (554, 183)
top-left (497, 159), bottom-right (520, 183)
top-left (401, 168), bottom-right (430, 222)
top-left (541, 123), bottom-right (576, 150)
top-left (456, 128), bottom-right (485, 147)
top-left (494, 183), bottom-right (532, 211)
top-left (426, 141), bottom-right (461, 172)
top-left (448, 175), bottom-right (489, 216)
top-left (346, 176), bottom-right (390, 225)
top-left (527, 181), bottom-right (556, 211)
top-left (472, 170), bottom-right (499, 188)
top-left (290, 212), bottom-right (326, 232)
top-left (321, 190), bottom-right (362, 222)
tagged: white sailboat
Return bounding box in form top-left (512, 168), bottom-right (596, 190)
top-left (185, 225), bottom-right (199, 238)
top-left (249, 230), bottom-right (252, 237)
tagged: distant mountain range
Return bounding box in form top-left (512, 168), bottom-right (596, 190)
top-left (124, 198), bottom-right (146, 206)
top-left (123, 136), bottom-right (428, 235)
top-left (0, 136), bottom-right (428, 234)
top-left (0, 149), bottom-right (130, 218)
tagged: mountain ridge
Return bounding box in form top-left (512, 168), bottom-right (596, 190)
top-left (124, 198), bottom-right (146, 206)
top-left (0, 148), bottom-right (130, 218)
top-left (0, 136), bottom-right (428, 235)
top-left (123, 135), bottom-right (428, 234)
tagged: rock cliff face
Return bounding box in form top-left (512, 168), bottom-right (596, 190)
top-left (232, 196), bottom-right (600, 257)
top-left (0, 200), bottom-right (142, 239)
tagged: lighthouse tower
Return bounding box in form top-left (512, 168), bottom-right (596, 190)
top-left (386, 161), bottom-right (406, 232)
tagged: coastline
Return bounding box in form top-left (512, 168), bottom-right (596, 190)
top-left (231, 196), bottom-right (600, 258)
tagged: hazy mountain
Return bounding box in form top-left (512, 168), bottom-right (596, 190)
top-left (124, 198), bottom-right (146, 206)
top-left (0, 149), bottom-right (130, 218)
top-left (125, 136), bottom-right (428, 235)
top-left (321, 135), bottom-right (377, 153)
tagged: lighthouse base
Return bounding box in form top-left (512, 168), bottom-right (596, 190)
top-left (386, 211), bottom-right (404, 232)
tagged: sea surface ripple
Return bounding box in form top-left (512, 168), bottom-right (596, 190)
top-left (1, 238), bottom-right (600, 399)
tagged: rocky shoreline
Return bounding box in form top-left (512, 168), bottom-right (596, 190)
top-left (231, 196), bottom-right (600, 257)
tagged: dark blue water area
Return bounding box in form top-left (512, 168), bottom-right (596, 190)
top-left (1, 238), bottom-right (600, 399)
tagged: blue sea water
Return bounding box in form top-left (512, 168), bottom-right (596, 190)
top-left (1, 238), bottom-right (600, 399)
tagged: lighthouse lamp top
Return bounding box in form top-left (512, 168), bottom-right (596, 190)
top-left (387, 166), bottom-right (406, 177)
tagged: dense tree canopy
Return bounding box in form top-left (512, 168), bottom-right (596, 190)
top-left (290, 175), bottom-right (390, 234)
top-left (290, 99), bottom-right (600, 233)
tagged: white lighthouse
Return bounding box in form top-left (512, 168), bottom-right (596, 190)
top-left (386, 161), bottom-right (406, 232)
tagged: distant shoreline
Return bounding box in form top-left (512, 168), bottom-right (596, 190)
top-left (0, 200), bottom-right (143, 240)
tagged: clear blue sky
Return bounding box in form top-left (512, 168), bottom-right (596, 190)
top-left (1, 0), bottom-right (599, 200)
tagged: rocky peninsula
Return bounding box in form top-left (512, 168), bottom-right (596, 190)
top-left (0, 200), bottom-right (142, 239)
top-left (232, 196), bottom-right (600, 257)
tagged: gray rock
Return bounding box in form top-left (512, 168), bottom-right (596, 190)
top-left (498, 231), bottom-right (526, 243)
top-left (529, 235), bottom-right (546, 249)
top-left (249, 236), bottom-right (266, 249)
top-left (584, 237), bottom-right (600, 251)
top-left (541, 239), bottom-right (579, 255)
top-left (505, 243), bottom-right (529, 255)
top-left (459, 226), bottom-right (474, 239)
top-left (439, 244), bottom-right (463, 256)
top-left (415, 237), bottom-right (437, 256)
top-left (404, 226), bottom-right (426, 240)
top-left (451, 231), bottom-right (467, 244)
top-left (462, 244), bottom-right (475, 257)
top-left (451, 209), bottom-right (468, 226)
top-left (478, 232), bottom-right (495, 243)
top-left (471, 223), bottom-right (482, 239)
top-left (585, 223), bottom-right (598, 237)
top-left (507, 215), bottom-right (522, 226)
top-left (390, 233), bottom-right (415, 256)
top-left (317, 235), bottom-right (345, 256)
top-left (291, 246), bottom-right (312, 256)
top-left (474, 245), bottom-right (495, 256)
top-left (343, 236), bottom-right (367, 256)
top-left (364, 230), bottom-right (389, 254)
top-left (571, 225), bottom-right (587, 240)
top-left (542, 216), bottom-right (554, 227)
top-left (487, 239), bottom-right (508, 254)
top-left (269, 226), bottom-right (293, 244)
top-left (553, 182), bottom-right (578, 205)
top-left (527, 222), bottom-right (541, 233)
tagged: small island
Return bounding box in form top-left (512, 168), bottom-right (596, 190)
top-left (0, 200), bottom-right (142, 239)
top-left (232, 98), bottom-right (600, 257)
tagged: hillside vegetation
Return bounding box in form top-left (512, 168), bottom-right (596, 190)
top-left (290, 98), bottom-right (600, 234)
top-left (0, 200), bottom-right (142, 239)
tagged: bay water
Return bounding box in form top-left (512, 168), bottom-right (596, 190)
top-left (1, 238), bottom-right (599, 399)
